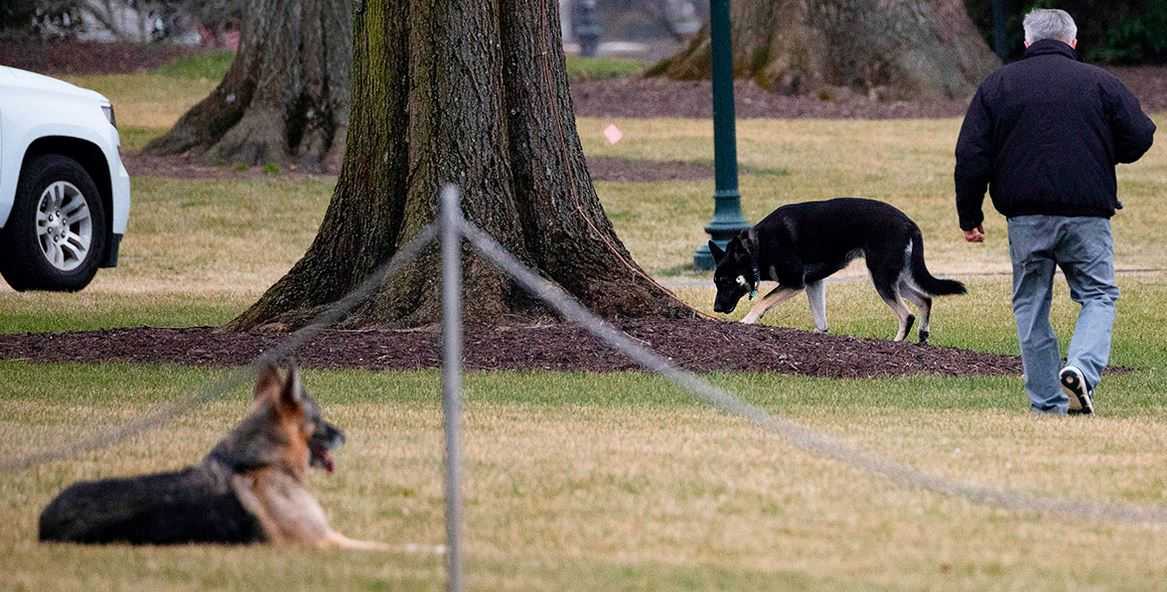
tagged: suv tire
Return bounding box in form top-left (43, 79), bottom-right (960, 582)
top-left (0, 155), bottom-right (107, 291)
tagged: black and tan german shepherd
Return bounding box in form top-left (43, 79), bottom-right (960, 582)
top-left (710, 197), bottom-right (966, 343)
top-left (39, 363), bottom-right (387, 549)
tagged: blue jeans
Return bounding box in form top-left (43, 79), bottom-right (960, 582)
top-left (1007, 216), bottom-right (1119, 414)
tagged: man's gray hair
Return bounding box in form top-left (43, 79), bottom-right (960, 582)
top-left (1023, 9), bottom-right (1078, 45)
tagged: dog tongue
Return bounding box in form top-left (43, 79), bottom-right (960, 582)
top-left (321, 450), bottom-right (335, 474)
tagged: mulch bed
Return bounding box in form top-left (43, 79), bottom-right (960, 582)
top-left (0, 320), bottom-right (1021, 378)
top-left (120, 153), bottom-right (320, 180)
top-left (0, 40), bottom-right (198, 76)
top-left (1116, 66), bottom-right (1167, 113)
top-left (573, 78), bottom-right (972, 120)
top-left (571, 66), bottom-right (1167, 119)
top-left (586, 156), bottom-right (713, 182)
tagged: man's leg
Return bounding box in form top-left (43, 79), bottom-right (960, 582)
top-left (1058, 218), bottom-right (1119, 392)
top-left (1008, 218), bottom-right (1064, 413)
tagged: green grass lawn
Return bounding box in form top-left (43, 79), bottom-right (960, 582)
top-left (3, 362), bottom-right (1167, 591)
top-left (565, 55), bottom-right (647, 80)
top-left (1, 58), bottom-right (1166, 591)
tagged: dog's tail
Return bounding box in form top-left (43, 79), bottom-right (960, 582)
top-left (908, 229), bottom-right (966, 296)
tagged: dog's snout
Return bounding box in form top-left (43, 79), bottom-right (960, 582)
top-left (314, 421), bottom-right (345, 449)
top-left (713, 301), bottom-right (737, 314)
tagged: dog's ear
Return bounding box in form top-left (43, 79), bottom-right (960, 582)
top-left (280, 364), bottom-right (305, 409)
top-left (254, 362), bottom-right (282, 402)
top-left (709, 240), bottom-right (725, 264)
top-left (728, 235), bottom-right (750, 262)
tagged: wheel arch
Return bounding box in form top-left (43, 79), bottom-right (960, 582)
top-left (19, 136), bottom-right (113, 256)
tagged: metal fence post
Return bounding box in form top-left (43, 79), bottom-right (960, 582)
top-left (440, 184), bottom-right (464, 592)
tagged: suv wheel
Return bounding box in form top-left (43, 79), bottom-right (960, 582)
top-left (0, 155), bottom-right (107, 291)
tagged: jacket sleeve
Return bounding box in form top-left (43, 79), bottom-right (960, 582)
top-left (954, 85), bottom-right (993, 231)
top-left (1105, 78), bottom-right (1156, 164)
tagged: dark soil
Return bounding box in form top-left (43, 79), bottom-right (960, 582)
top-left (572, 66), bottom-right (1167, 119)
top-left (0, 320), bottom-right (1021, 378)
top-left (587, 156), bottom-right (713, 182)
top-left (0, 40), bottom-right (198, 76)
top-left (1118, 66), bottom-right (1167, 113)
top-left (120, 153), bottom-right (319, 179)
top-left (573, 78), bottom-right (972, 119)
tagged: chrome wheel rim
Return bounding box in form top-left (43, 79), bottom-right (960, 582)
top-left (35, 181), bottom-right (92, 272)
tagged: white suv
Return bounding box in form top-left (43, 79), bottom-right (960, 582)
top-left (0, 66), bottom-right (131, 291)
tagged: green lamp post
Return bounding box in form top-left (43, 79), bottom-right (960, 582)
top-left (693, 0), bottom-right (750, 270)
top-left (992, 0), bottom-right (1008, 60)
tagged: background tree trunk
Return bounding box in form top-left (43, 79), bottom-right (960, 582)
top-left (647, 0), bottom-right (999, 99)
top-left (143, 0), bottom-right (351, 170)
top-left (229, 0), bottom-right (695, 331)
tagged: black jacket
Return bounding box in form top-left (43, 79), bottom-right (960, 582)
top-left (954, 40), bottom-right (1156, 230)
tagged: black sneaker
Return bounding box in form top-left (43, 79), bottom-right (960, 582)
top-left (1060, 366), bottom-right (1094, 415)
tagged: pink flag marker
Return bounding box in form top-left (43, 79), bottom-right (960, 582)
top-left (603, 123), bottom-right (623, 145)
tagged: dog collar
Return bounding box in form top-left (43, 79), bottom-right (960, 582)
top-left (206, 448), bottom-right (240, 471)
top-left (745, 229), bottom-right (761, 300)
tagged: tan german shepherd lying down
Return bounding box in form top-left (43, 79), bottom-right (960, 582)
top-left (39, 363), bottom-right (387, 549)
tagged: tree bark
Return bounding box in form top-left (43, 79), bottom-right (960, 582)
top-left (647, 0), bottom-right (999, 99)
top-left (142, 0), bottom-right (351, 171)
top-left (228, 0), bottom-right (695, 331)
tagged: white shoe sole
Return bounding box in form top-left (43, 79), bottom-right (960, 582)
top-left (1060, 367), bottom-right (1094, 415)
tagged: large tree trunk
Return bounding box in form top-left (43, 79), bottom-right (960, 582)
top-left (228, 0), bottom-right (695, 331)
top-left (142, 0), bottom-right (351, 171)
top-left (647, 0), bottom-right (999, 99)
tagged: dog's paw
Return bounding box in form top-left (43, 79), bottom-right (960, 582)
top-left (814, 327), bottom-right (829, 335)
top-left (918, 330), bottom-right (930, 345)
top-left (740, 316), bottom-right (759, 325)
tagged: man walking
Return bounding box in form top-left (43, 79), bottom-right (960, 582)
top-left (954, 9), bottom-right (1155, 415)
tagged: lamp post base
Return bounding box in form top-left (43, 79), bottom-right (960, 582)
top-left (693, 243), bottom-right (717, 271)
top-left (693, 189), bottom-right (750, 271)
top-left (693, 231), bottom-right (749, 270)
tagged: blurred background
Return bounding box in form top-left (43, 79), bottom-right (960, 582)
top-left (0, 1), bottom-right (1163, 65)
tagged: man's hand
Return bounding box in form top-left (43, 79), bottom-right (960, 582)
top-left (963, 224), bottom-right (985, 243)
